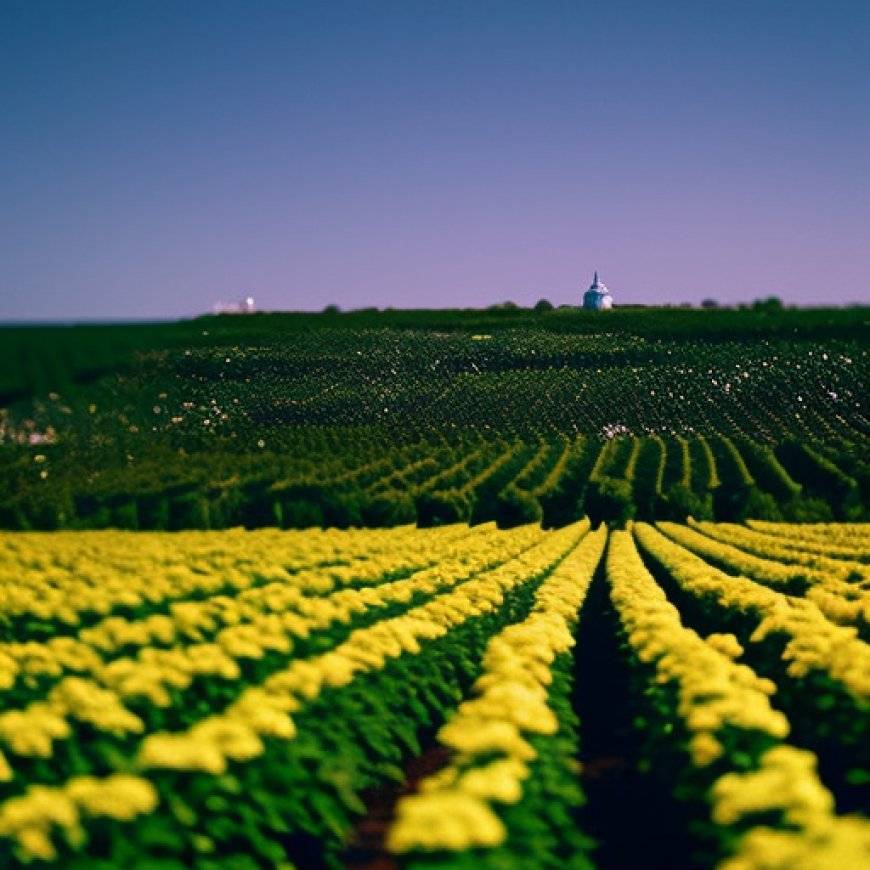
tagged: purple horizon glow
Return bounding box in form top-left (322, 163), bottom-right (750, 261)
top-left (1, 1), bottom-right (869, 321)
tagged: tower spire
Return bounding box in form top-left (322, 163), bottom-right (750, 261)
top-left (593, 270), bottom-right (599, 287)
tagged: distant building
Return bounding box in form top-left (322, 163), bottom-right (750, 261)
top-left (213, 296), bottom-right (256, 315)
top-left (583, 271), bottom-right (613, 310)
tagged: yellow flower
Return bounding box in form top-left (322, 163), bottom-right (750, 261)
top-left (66, 774), bottom-right (159, 821)
top-left (144, 614), bottom-right (177, 646)
top-left (711, 747), bottom-right (834, 828)
top-left (317, 652), bottom-right (358, 688)
top-left (17, 642), bottom-right (63, 681)
top-left (17, 825), bottom-right (58, 861)
top-left (0, 703), bottom-right (71, 758)
top-left (0, 651), bottom-right (19, 690)
top-left (0, 750), bottom-right (12, 782)
top-left (343, 644), bottom-right (386, 669)
top-left (138, 733), bottom-right (227, 774)
top-left (102, 661), bottom-right (174, 707)
top-left (227, 689), bottom-right (297, 738)
top-left (265, 661), bottom-right (322, 702)
top-left (168, 601), bottom-right (217, 639)
top-left (688, 732), bottom-right (723, 766)
top-left (217, 626), bottom-right (267, 660)
top-left (720, 817), bottom-right (870, 870)
top-left (191, 717), bottom-right (264, 763)
top-left (237, 704), bottom-right (296, 740)
top-left (387, 792), bottom-right (506, 853)
top-left (438, 719), bottom-right (536, 762)
top-left (457, 758), bottom-right (530, 804)
top-left (459, 689), bottom-right (558, 735)
top-left (0, 786), bottom-right (78, 831)
top-left (183, 644), bottom-right (241, 680)
top-left (419, 767), bottom-right (459, 793)
top-left (705, 633), bottom-right (744, 660)
top-left (49, 677), bottom-right (144, 736)
top-left (684, 706), bottom-right (724, 734)
top-left (0, 784), bottom-right (81, 862)
top-left (279, 612), bottom-right (312, 639)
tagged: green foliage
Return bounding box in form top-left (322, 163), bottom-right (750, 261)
top-left (360, 490), bottom-right (417, 526)
top-left (0, 308), bottom-right (865, 529)
top-left (631, 438), bottom-right (666, 521)
top-left (416, 490), bottom-right (473, 526)
top-left (780, 496), bottom-right (835, 523)
top-left (584, 478), bottom-right (636, 527)
top-left (740, 488), bottom-right (783, 521)
top-left (713, 484), bottom-right (782, 522)
top-left (659, 485), bottom-right (714, 522)
top-left (493, 485), bottom-right (543, 528)
top-left (168, 490), bottom-right (211, 531)
top-left (736, 439), bottom-right (802, 501)
top-left (408, 656), bottom-right (595, 870)
top-left (273, 485), bottom-right (362, 529)
top-left (776, 441), bottom-right (862, 519)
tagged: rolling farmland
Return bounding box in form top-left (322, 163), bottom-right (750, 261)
top-left (0, 309), bottom-right (867, 531)
top-left (0, 308), bottom-right (867, 867)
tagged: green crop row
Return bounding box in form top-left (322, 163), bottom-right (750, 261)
top-left (1, 428), bottom-right (866, 533)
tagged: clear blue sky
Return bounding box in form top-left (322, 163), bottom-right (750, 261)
top-left (2, 0), bottom-right (869, 320)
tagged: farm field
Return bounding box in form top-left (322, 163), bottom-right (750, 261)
top-left (0, 308), bottom-right (868, 868)
top-left (5, 0), bottom-right (870, 867)
top-left (0, 520), bottom-right (869, 869)
top-left (0, 308), bottom-right (867, 530)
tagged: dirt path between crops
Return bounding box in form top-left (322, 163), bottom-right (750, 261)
top-left (573, 566), bottom-right (694, 869)
top-left (342, 744), bottom-right (451, 870)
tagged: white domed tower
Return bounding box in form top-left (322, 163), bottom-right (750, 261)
top-left (583, 270), bottom-right (613, 310)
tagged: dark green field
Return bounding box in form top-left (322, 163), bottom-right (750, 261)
top-left (1, 305), bottom-right (867, 530)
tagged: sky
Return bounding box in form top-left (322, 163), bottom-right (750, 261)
top-left (1, 1), bottom-right (869, 321)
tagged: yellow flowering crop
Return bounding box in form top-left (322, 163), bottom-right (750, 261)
top-left (608, 531), bottom-right (789, 768)
top-left (635, 523), bottom-right (870, 704)
top-left (0, 523), bottom-right (543, 788)
top-left (386, 791), bottom-right (507, 852)
top-left (0, 703), bottom-right (71, 758)
top-left (0, 520), bottom-right (865, 867)
top-left (689, 520), bottom-right (869, 582)
top-left (0, 774), bottom-right (157, 862)
top-left (388, 523), bottom-right (606, 855)
top-left (659, 521), bottom-right (870, 633)
top-left (745, 519), bottom-right (870, 552)
top-left (96, 521), bottom-right (585, 820)
top-left (712, 745), bottom-right (870, 870)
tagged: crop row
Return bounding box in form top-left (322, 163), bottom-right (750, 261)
top-left (0, 524), bottom-right (550, 778)
top-left (0, 523), bottom-right (585, 865)
top-left (2, 317), bottom-right (866, 530)
top-left (389, 520), bottom-right (870, 869)
top-left (2, 428), bottom-right (867, 533)
top-left (389, 525), bottom-right (606, 868)
top-left (634, 522), bottom-right (870, 815)
top-left (0, 521), bottom-right (868, 867)
top-left (605, 530), bottom-right (868, 869)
